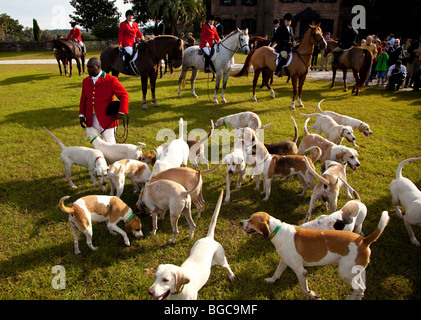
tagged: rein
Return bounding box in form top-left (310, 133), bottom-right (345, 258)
top-left (292, 29), bottom-right (324, 68)
top-left (100, 114), bottom-right (130, 144)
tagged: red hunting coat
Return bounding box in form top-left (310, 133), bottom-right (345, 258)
top-left (67, 28), bottom-right (82, 42)
top-left (79, 71), bottom-right (129, 129)
top-left (200, 24), bottom-right (220, 48)
top-left (118, 21), bottom-right (143, 47)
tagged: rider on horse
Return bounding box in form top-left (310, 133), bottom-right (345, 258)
top-left (200, 14), bottom-right (221, 73)
top-left (67, 22), bottom-right (85, 55)
top-left (274, 13), bottom-right (294, 77)
top-left (332, 24), bottom-right (358, 65)
top-left (118, 10), bottom-right (144, 72)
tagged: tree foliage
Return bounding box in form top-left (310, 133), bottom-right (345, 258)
top-left (0, 13), bottom-right (25, 41)
top-left (33, 19), bottom-right (41, 41)
top-left (69, 0), bottom-right (120, 32)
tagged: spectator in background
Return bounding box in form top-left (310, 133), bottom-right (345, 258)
top-left (388, 39), bottom-right (404, 66)
top-left (215, 17), bottom-right (224, 39)
top-left (386, 60), bottom-right (406, 91)
top-left (311, 44), bottom-right (320, 70)
top-left (186, 32), bottom-right (196, 48)
top-left (269, 19), bottom-right (280, 47)
top-left (361, 35), bottom-right (378, 85)
top-left (319, 32), bottom-right (332, 71)
top-left (153, 17), bottom-right (165, 36)
top-left (385, 41), bottom-right (392, 67)
top-left (375, 47), bottom-right (389, 87)
top-left (405, 36), bottom-right (421, 88)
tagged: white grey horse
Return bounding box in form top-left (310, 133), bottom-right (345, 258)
top-left (178, 28), bottom-right (250, 103)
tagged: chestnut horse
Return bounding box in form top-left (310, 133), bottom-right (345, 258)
top-left (324, 40), bottom-right (373, 95)
top-left (234, 24), bottom-right (326, 109)
top-left (100, 35), bottom-right (184, 110)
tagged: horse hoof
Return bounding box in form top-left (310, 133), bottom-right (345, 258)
top-left (221, 98), bottom-right (227, 103)
top-left (192, 94), bottom-right (198, 98)
top-left (343, 88), bottom-right (348, 92)
top-left (153, 103), bottom-right (159, 108)
top-left (142, 105), bottom-right (149, 110)
top-left (252, 95), bottom-right (257, 102)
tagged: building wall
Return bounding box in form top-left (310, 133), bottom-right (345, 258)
top-left (211, 0), bottom-right (351, 39)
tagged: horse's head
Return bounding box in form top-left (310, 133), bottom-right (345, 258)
top-left (324, 40), bottom-right (338, 55)
top-left (309, 24), bottom-right (327, 50)
top-left (167, 37), bottom-right (184, 69)
top-left (237, 28), bottom-right (250, 55)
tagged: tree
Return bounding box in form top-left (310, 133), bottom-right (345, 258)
top-left (146, 0), bottom-right (205, 35)
top-left (33, 19), bottom-right (41, 41)
top-left (92, 16), bottom-right (119, 39)
top-left (125, 0), bottom-right (149, 24)
top-left (69, 0), bottom-right (120, 31)
top-left (0, 13), bottom-right (25, 40)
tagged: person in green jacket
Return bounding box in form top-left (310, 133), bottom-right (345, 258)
top-left (376, 47), bottom-right (389, 86)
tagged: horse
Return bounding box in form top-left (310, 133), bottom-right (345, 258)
top-left (324, 40), bottom-right (373, 95)
top-left (52, 38), bottom-right (85, 77)
top-left (100, 35), bottom-right (184, 110)
top-left (234, 24), bottom-right (326, 109)
top-left (53, 37), bottom-right (68, 76)
top-left (178, 28), bottom-right (250, 104)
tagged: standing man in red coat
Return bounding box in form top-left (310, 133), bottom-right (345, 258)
top-left (200, 15), bottom-right (221, 73)
top-left (79, 57), bottom-right (129, 144)
top-left (67, 22), bottom-right (85, 55)
top-left (118, 10), bottom-right (144, 72)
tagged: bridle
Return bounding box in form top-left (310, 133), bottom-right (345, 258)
top-left (293, 28), bottom-right (325, 68)
top-left (217, 31), bottom-right (250, 53)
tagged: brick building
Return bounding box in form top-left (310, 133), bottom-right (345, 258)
top-left (210, 0), bottom-right (354, 39)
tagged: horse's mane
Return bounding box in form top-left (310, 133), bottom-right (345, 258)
top-left (150, 35), bottom-right (179, 41)
top-left (222, 29), bottom-right (245, 42)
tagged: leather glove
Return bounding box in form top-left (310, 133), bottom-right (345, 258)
top-left (79, 116), bottom-right (87, 129)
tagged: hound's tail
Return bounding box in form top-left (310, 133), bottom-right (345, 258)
top-left (58, 196), bottom-right (74, 215)
top-left (355, 49), bottom-right (373, 90)
top-left (107, 164), bottom-right (122, 177)
top-left (201, 160), bottom-right (223, 175)
top-left (189, 120), bottom-right (214, 166)
top-left (339, 177), bottom-right (361, 201)
top-left (304, 146), bottom-right (322, 164)
top-left (316, 99), bottom-right (325, 113)
top-left (44, 127), bottom-right (66, 150)
top-left (207, 190), bottom-right (224, 239)
top-left (179, 118), bottom-right (184, 140)
top-left (291, 116), bottom-right (298, 144)
top-left (395, 157), bottom-right (421, 180)
top-left (363, 211), bottom-right (389, 247)
top-left (233, 49), bottom-right (256, 77)
top-left (303, 156), bottom-right (329, 185)
top-left (303, 118), bottom-right (311, 136)
top-left (181, 170), bottom-right (201, 198)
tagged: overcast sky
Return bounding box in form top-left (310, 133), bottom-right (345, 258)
top-left (1, 0), bottom-right (132, 30)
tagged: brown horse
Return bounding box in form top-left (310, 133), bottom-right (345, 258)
top-left (235, 24), bottom-right (326, 109)
top-left (52, 38), bottom-right (85, 77)
top-left (53, 37), bottom-right (68, 76)
top-left (101, 35), bottom-right (184, 110)
top-left (324, 40), bottom-right (373, 95)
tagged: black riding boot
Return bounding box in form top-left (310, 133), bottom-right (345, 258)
top-left (204, 54), bottom-right (211, 73)
top-left (275, 57), bottom-right (287, 77)
top-left (332, 51), bottom-right (339, 65)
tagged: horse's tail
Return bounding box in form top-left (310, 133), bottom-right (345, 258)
top-left (356, 49), bottom-right (373, 90)
top-left (233, 49), bottom-right (255, 77)
top-left (181, 70), bottom-right (187, 89)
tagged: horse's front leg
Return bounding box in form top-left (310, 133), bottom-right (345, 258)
top-left (296, 75), bottom-right (306, 108)
top-left (141, 74), bottom-right (149, 110)
top-left (150, 70), bottom-right (159, 108)
top-left (290, 76), bottom-right (298, 110)
top-left (220, 70), bottom-right (231, 103)
top-left (191, 68), bottom-right (198, 98)
top-left (68, 58), bottom-right (73, 77)
top-left (213, 72), bottom-right (223, 104)
top-left (252, 69), bottom-right (262, 101)
top-left (343, 69), bottom-right (348, 92)
top-left (330, 66), bottom-right (336, 88)
top-left (76, 58), bottom-right (82, 76)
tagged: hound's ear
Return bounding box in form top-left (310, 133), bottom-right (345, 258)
top-left (336, 150), bottom-right (346, 160)
top-left (222, 155), bottom-right (231, 165)
top-left (260, 220), bottom-right (271, 238)
top-left (174, 269), bottom-right (190, 292)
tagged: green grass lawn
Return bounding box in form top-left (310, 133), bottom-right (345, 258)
top-left (0, 55), bottom-right (420, 300)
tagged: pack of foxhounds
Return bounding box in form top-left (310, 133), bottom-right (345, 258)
top-left (44, 99), bottom-right (420, 300)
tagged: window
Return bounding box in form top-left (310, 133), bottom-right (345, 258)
top-left (241, 19), bottom-right (256, 34)
top-left (223, 19), bottom-right (237, 34)
top-left (220, 0), bottom-right (236, 5)
top-left (242, 0), bottom-right (257, 5)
